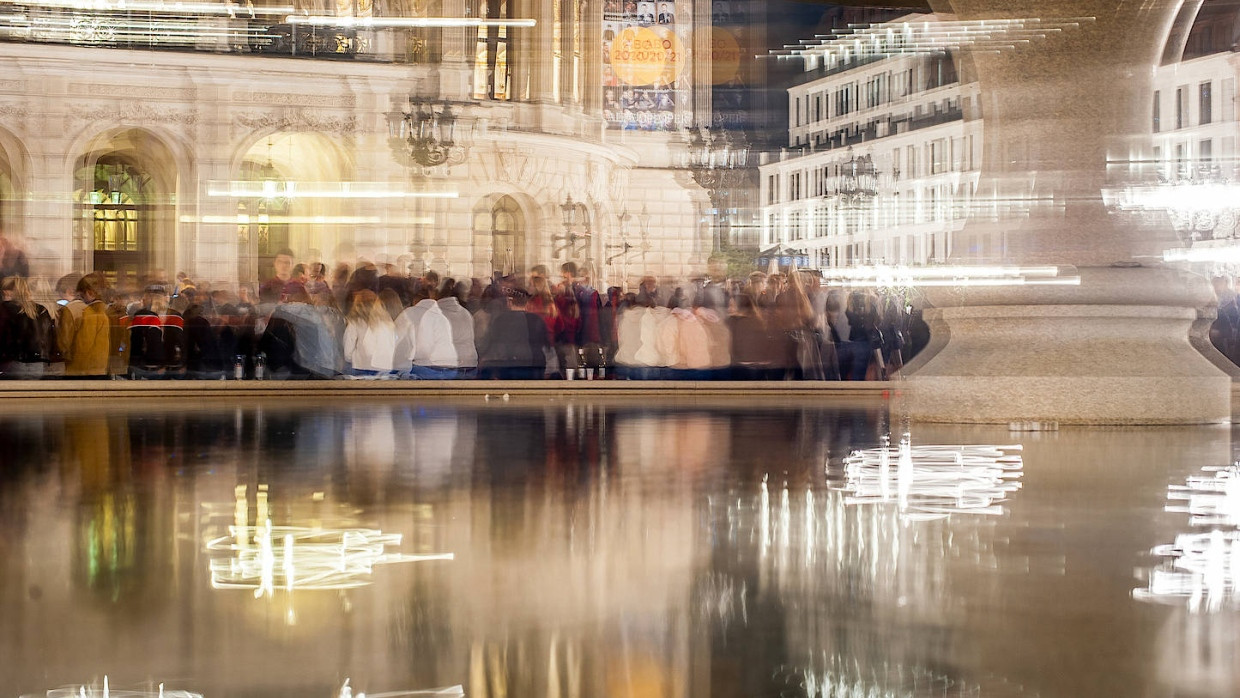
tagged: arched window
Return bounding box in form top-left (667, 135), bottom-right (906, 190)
top-left (487, 195), bottom-right (524, 275)
top-left (74, 158), bottom-right (153, 286)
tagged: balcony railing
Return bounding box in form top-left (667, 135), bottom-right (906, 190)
top-left (0, 7), bottom-right (414, 61)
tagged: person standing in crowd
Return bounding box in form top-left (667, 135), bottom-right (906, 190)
top-left (259, 248), bottom-right (296, 303)
top-left (0, 232), bottom-right (30, 285)
top-left (61, 274), bottom-right (111, 378)
top-left (0, 276), bottom-right (56, 378)
top-left (342, 289), bottom-right (398, 378)
top-left (127, 285), bottom-right (169, 379)
top-left (476, 288), bottom-right (548, 379)
top-left (553, 264), bottom-right (581, 375)
top-left (183, 300), bottom-right (225, 379)
top-left (397, 280), bottom-right (458, 379)
top-left (438, 277), bottom-right (477, 378)
top-left (563, 261), bottom-right (603, 371)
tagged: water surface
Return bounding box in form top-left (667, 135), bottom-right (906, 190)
top-left (0, 398), bottom-right (1236, 697)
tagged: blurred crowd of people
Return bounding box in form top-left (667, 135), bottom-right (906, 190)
top-left (0, 243), bottom-right (928, 381)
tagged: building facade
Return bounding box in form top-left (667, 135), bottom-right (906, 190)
top-left (760, 8), bottom-right (1240, 271)
top-left (0, 0), bottom-right (739, 291)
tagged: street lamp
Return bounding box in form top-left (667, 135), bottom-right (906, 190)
top-left (553, 194), bottom-right (592, 259)
top-left (387, 95), bottom-right (466, 170)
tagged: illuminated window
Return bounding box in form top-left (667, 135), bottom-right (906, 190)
top-left (572, 0), bottom-right (582, 104)
top-left (1200, 81), bottom-right (1212, 126)
top-left (75, 159), bottom-right (152, 285)
top-left (473, 0), bottom-right (514, 100)
top-left (552, 0), bottom-right (562, 102)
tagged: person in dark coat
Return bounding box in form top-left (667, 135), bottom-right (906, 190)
top-left (477, 289), bottom-right (549, 380)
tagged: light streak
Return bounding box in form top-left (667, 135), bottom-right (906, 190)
top-left (1137, 464), bottom-right (1240, 612)
top-left (837, 435), bottom-right (1024, 521)
top-left (1137, 531), bottom-right (1240, 613)
top-left (1163, 246), bottom-right (1240, 264)
top-left (286, 15), bottom-right (535, 28)
top-left (0, 0), bottom-right (294, 15)
top-left (818, 264), bottom-right (1080, 288)
top-left (338, 678), bottom-right (466, 698)
top-left (770, 16), bottom-right (1094, 62)
top-left (205, 520), bottom-right (452, 594)
top-left (39, 678), bottom-right (201, 698)
top-left (1167, 465), bottom-right (1240, 527)
top-left (205, 181), bottom-right (459, 200)
top-left (178, 214), bottom-right (436, 225)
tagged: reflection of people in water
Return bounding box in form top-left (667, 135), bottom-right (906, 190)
top-left (657, 1), bottom-right (673, 23)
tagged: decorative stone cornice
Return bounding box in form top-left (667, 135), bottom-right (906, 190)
top-left (233, 109), bottom-right (357, 134)
top-left (72, 104), bottom-right (197, 126)
top-left (233, 91), bottom-right (356, 109)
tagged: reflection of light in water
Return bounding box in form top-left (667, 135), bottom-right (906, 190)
top-left (1167, 465), bottom-right (1240, 527)
top-left (839, 435), bottom-right (1024, 521)
top-left (1138, 463), bottom-right (1240, 612)
top-left (776, 660), bottom-right (1036, 698)
top-left (1137, 530), bottom-right (1240, 613)
top-left (205, 521), bottom-right (452, 594)
top-left (35, 677), bottom-right (201, 698)
top-left (337, 678), bottom-right (465, 698)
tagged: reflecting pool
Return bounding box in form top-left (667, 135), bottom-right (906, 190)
top-left (1, 398), bottom-right (1238, 697)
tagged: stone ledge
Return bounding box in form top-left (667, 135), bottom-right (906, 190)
top-left (0, 380), bottom-right (895, 400)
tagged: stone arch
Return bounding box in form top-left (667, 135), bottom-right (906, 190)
top-left (0, 125), bottom-right (32, 242)
top-left (72, 127), bottom-right (186, 285)
top-left (230, 130), bottom-right (357, 283)
top-left (470, 190), bottom-right (544, 278)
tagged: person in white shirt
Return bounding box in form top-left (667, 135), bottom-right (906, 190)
top-left (342, 289), bottom-right (398, 377)
top-left (437, 282), bottom-right (478, 377)
top-left (395, 285), bottom-right (459, 379)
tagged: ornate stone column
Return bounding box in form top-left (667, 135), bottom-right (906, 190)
top-left (905, 0), bottom-right (1231, 424)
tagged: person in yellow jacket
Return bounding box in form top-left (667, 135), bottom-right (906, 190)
top-left (60, 274), bottom-right (111, 378)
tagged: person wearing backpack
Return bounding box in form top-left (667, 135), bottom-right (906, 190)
top-left (0, 276), bottom-right (56, 379)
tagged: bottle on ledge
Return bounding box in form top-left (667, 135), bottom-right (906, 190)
top-left (254, 353), bottom-right (266, 381)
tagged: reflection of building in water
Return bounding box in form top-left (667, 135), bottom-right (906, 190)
top-left (1153, 608), bottom-right (1240, 698)
top-left (705, 469), bottom-right (1030, 697)
top-left (759, 5), bottom-right (1240, 269)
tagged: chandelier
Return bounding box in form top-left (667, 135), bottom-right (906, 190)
top-left (686, 127), bottom-right (751, 194)
top-left (386, 95), bottom-right (466, 169)
top-left (833, 148), bottom-right (879, 207)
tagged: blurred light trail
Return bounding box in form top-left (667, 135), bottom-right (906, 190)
top-left (837, 435), bottom-right (1024, 521)
top-left (205, 520), bottom-right (452, 594)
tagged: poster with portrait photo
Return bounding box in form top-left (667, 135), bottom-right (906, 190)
top-left (656, 1), bottom-right (674, 24)
top-left (636, 1), bottom-right (655, 24)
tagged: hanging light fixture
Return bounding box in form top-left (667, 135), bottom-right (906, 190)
top-left (387, 94), bottom-right (466, 170)
top-left (833, 147), bottom-right (880, 207)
